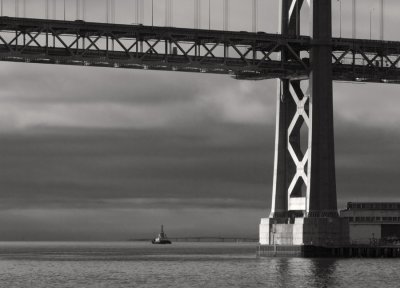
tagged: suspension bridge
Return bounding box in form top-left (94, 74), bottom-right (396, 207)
top-left (0, 0), bottom-right (399, 254)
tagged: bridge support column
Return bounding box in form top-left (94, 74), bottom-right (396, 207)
top-left (260, 0), bottom-right (349, 248)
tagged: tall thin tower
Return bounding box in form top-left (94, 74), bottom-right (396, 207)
top-left (259, 0), bottom-right (349, 248)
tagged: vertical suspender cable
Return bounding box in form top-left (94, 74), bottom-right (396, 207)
top-left (106, 0), bottom-right (108, 23)
top-left (110, 0), bottom-right (113, 23)
top-left (138, 0), bottom-right (141, 24)
top-left (380, 0), bottom-right (384, 40)
top-left (223, 0), bottom-right (228, 30)
top-left (24, 0), bottom-right (26, 18)
top-left (108, 0), bottom-right (111, 23)
top-left (141, 0), bottom-right (144, 24)
top-left (194, 0), bottom-right (198, 28)
top-left (223, 0), bottom-right (229, 31)
top-left (134, 0), bottom-right (136, 23)
top-left (140, 0), bottom-right (143, 24)
top-left (53, 0), bottom-right (57, 19)
top-left (111, 0), bottom-right (114, 23)
top-left (171, 0), bottom-right (173, 26)
top-left (165, 0), bottom-right (174, 26)
top-left (76, 0), bottom-right (80, 19)
top-left (338, 0), bottom-right (342, 38)
top-left (138, 0), bottom-right (141, 23)
top-left (135, 0), bottom-right (139, 23)
top-left (223, 0), bottom-right (226, 30)
top-left (135, 0), bottom-right (138, 24)
top-left (226, 0), bottom-right (229, 31)
top-left (208, 0), bottom-right (211, 30)
top-left (222, 0), bottom-right (224, 30)
top-left (352, 0), bottom-right (356, 39)
top-left (198, 0), bottom-right (201, 29)
top-left (252, 0), bottom-right (258, 32)
top-left (296, 0), bottom-right (300, 36)
top-left (255, 0), bottom-right (258, 32)
top-left (46, 0), bottom-right (49, 19)
top-left (224, 0), bottom-right (229, 56)
top-left (369, 8), bottom-right (372, 40)
top-left (137, 0), bottom-right (140, 23)
top-left (83, 0), bottom-right (86, 21)
top-left (252, 0), bottom-right (255, 32)
top-left (165, 0), bottom-right (169, 27)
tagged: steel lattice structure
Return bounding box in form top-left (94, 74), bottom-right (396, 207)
top-left (0, 17), bottom-right (399, 83)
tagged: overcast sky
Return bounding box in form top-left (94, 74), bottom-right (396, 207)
top-left (0, 0), bottom-right (399, 241)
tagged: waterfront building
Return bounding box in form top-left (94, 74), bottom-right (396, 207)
top-left (340, 202), bottom-right (400, 245)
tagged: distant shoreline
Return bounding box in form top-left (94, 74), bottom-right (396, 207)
top-left (128, 237), bottom-right (258, 243)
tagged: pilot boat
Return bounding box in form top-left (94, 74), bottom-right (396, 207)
top-left (152, 225), bottom-right (172, 244)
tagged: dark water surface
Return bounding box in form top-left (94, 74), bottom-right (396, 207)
top-left (0, 242), bottom-right (398, 287)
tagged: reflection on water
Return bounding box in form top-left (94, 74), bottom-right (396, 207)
top-left (256, 258), bottom-right (338, 288)
top-left (310, 259), bottom-right (337, 288)
top-left (257, 257), bottom-right (400, 288)
top-left (0, 242), bottom-right (399, 288)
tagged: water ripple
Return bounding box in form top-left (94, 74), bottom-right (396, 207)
top-left (0, 242), bottom-right (398, 288)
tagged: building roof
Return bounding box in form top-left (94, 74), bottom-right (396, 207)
top-left (344, 202), bottom-right (400, 211)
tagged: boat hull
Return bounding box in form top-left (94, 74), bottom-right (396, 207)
top-left (152, 239), bottom-right (172, 244)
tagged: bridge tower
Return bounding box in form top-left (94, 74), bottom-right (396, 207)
top-left (259, 0), bottom-right (349, 247)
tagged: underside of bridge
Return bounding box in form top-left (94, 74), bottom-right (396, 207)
top-left (259, 0), bottom-right (349, 248)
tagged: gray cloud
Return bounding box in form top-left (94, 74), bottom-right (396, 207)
top-left (0, 124), bottom-right (274, 209)
top-left (0, 63), bottom-right (276, 130)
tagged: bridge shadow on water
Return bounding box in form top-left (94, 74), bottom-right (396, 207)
top-left (257, 257), bottom-right (338, 288)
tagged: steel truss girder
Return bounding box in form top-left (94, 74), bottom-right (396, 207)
top-left (331, 42), bottom-right (400, 83)
top-left (0, 17), bottom-right (309, 78)
top-left (0, 17), bottom-right (399, 83)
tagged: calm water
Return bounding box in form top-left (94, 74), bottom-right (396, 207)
top-left (0, 242), bottom-right (398, 288)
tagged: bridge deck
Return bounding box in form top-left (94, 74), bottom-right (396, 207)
top-left (0, 17), bottom-right (399, 83)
